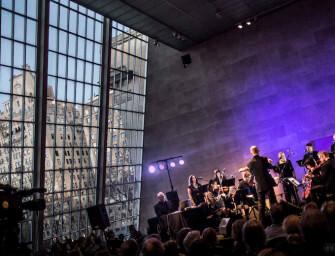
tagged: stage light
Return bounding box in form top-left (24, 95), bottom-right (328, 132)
top-left (149, 165), bottom-right (156, 173)
top-left (170, 162), bottom-right (176, 168)
top-left (158, 163), bottom-right (165, 170)
top-left (246, 21), bottom-right (251, 26)
top-left (179, 159), bottom-right (184, 165)
top-left (237, 24), bottom-right (243, 29)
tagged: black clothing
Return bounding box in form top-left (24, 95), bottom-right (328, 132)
top-left (320, 159), bottom-right (335, 194)
top-left (214, 176), bottom-right (227, 187)
top-left (331, 142), bottom-right (335, 154)
top-left (247, 155), bottom-right (277, 193)
top-left (188, 184), bottom-right (204, 206)
top-left (154, 201), bottom-right (172, 217)
top-left (276, 160), bottom-right (298, 204)
top-left (276, 160), bottom-right (294, 179)
top-left (303, 151), bottom-right (319, 165)
top-left (248, 155), bottom-right (277, 222)
top-left (237, 180), bottom-right (258, 205)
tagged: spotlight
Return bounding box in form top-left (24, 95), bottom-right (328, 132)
top-left (172, 31), bottom-right (178, 37)
top-left (177, 34), bottom-right (183, 40)
top-left (246, 21), bottom-right (251, 26)
top-left (179, 159), bottom-right (184, 165)
top-left (149, 165), bottom-right (156, 173)
top-left (237, 24), bottom-right (243, 29)
top-left (170, 162), bottom-right (176, 168)
top-left (158, 163), bottom-right (165, 170)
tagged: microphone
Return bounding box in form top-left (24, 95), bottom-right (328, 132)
top-left (287, 149), bottom-right (295, 155)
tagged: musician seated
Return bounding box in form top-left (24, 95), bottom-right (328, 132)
top-left (237, 171), bottom-right (257, 219)
top-left (206, 179), bottom-right (226, 217)
top-left (187, 175), bottom-right (205, 206)
top-left (310, 151), bottom-right (335, 206)
top-left (154, 192), bottom-right (173, 217)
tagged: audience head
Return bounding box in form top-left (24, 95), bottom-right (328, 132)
top-left (282, 215), bottom-right (299, 235)
top-left (258, 248), bottom-right (285, 256)
top-left (202, 227), bottom-right (217, 247)
top-left (321, 200), bottom-right (335, 238)
top-left (120, 239), bottom-right (138, 256)
top-left (242, 219), bottom-right (266, 251)
top-left (270, 203), bottom-right (285, 224)
top-left (148, 234), bottom-right (161, 241)
top-left (141, 238), bottom-right (164, 256)
top-left (283, 215), bottom-right (302, 245)
top-left (163, 240), bottom-right (179, 256)
top-left (183, 230), bottom-right (201, 253)
top-left (306, 143), bottom-right (313, 153)
top-left (214, 169), bottom-right (222, 179)
top-left (119, 234), bottom-right (125, 241)
top-left (250, 146), bottom-right (260, 156)
top-left (95, 250), bottom-right (111, 256)
top-left (299, 209), bottom-right (329, 246)
top-left (232, 219), bottom-right (247, 242)
top-left (303, 202), bottom-right (318, 212)
top-left (177, 228), bottom-right (191, 253)
top-left (188, 239), bottom-right (210, 256)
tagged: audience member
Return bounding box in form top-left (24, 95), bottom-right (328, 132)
top-left (303, 201), bottom-right (318, 212)
top-left (148, 234), bottom-right (162, 241)
top-left (321, 200), bottom-right (335, 242)
top-left (242, 219), bottom-right (266, 256)
top-left (177, 228), bottom-right (191, 254)
top-left (183, 230), bottom-right (201, 253)
top-left (163, 240), bottom-right (179, 256)
top-left (231, 219), bottom-right (247, 256)
top-left (282, 215), bottom-right (302, 245)
top-left (265, 204), bottom-right (286, 241)
top-left (299, 208), bottom-right (329, 255)
top-left (141, 238), bottom-right (165, 256)
top-left (129, 225), bottom-right (144, 246)
top-left (258, 248), bottom-right (285, 256)
top-left (188, 239), bottom-right (211, 256)
top-left (120, 239), bottom-right (138, 256)
top-left (202, 227), bottom-right (217, 248)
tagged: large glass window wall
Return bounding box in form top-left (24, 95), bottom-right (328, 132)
top-left (0, 0), bottom-right (148, 247)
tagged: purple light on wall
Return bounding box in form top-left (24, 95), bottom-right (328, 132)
top-left (149, 165), bottom-right (156, 173)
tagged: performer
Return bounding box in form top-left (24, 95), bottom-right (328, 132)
top-left (247, 146), bottom-right (277, 223)
top-left (310, 151), bottom-right (335, 205)
top-left (275, 152), bottom-right (298, 204)
top-left (206, 179), bottom-right (226, 217)
top-left (187, 175), bottom-right (205, 206)
top-left (303, 143), bottom-right (319, 165)
top-left (154, 192), bottom-right (173, 217)
top-left (214, 169), bottom-right (227, 188)
top-left (237, 171), bottom-right (258, 219)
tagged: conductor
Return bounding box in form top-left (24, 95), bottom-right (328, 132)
top-left (247, 146), bottom-right (278, 223)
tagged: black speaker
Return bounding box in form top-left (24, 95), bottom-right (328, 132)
top-left (181, 54), bottom-right (191, 67)
top-left (87, 204), bottom-right (110, 230)
top-left (280, 200), bottom-right (301, 216)
top-left (166, 190), bottom-right (179, 212)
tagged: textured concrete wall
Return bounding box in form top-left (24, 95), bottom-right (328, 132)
top-left (140, 0), bottom-right (335, 231)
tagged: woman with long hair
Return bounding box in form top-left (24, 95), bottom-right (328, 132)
top-left (187, 175), bottom-right (204, 206)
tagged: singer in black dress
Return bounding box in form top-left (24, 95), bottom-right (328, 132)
top-left (187, 175), bottom-right (204, 206)
top-left (276, 152), bottom-right (297, 204)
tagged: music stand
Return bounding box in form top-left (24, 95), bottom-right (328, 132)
top-left (222, 178), bottom-right (235, 187)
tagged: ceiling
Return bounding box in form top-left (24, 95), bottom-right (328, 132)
top-left (73, 0), bottom-right (299, 51)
